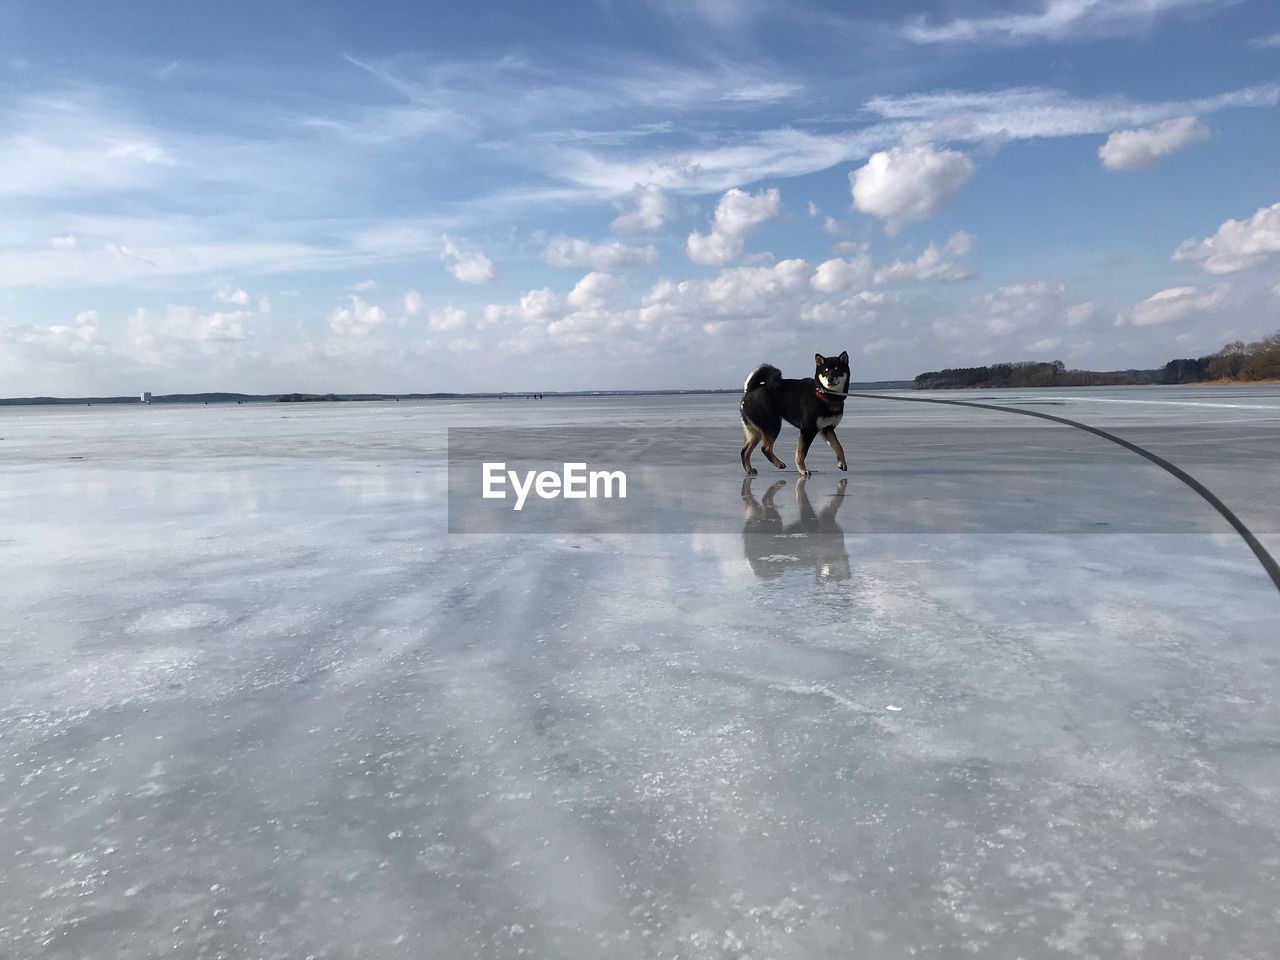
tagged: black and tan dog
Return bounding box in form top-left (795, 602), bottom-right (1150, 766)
top-left (740, 351), bottom-right (850, 476)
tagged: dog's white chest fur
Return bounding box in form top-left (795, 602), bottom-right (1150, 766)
top-left (817, 412), bottom-right (843, 430)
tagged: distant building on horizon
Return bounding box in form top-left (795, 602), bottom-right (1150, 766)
top-left (140, 391), bottom-right (152, 404)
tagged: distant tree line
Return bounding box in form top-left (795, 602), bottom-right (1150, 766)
top-left (915, 329), bottom-right (1280, 389)
top-left (914, 360), bottom-right (1156, 390)
top-left (1158, 332), bottom-right (1280, 384)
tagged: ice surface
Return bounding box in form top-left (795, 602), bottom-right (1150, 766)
top-left (1, 387), bottom-right (1279, 959)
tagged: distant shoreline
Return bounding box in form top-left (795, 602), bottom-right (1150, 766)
top-left (1, 383), bottom-right (919, 407)
top-left (7, 378), bottom-right (1280, 408)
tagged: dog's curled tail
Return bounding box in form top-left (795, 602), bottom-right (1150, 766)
top-left (743, 363), bottom-right (781, 393)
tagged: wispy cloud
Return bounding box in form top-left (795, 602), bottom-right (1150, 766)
top-left (338, 50), bottom-right (802, 133)
top-left (643, 0), bottom-right (769, 32)
top-left (546, 84), bottom-right (1274, 199)
top-left (0, 95), bottom-right (173, 199)
top-left (552, 126), bottom-right (894, 197)
top-left (901, 0), bottom-right (1230, 46)
top-left (298, 103), bottom-right (475, 144)
top-left (861, 85), bottom-right (1277, 142)
top-left (0, 219), bottom-right (454, 289)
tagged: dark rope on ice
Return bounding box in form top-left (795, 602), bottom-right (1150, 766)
top-left (838, 391), bottom-right (1280, 596)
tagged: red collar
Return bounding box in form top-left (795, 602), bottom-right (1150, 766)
top-left (815, 388), bottom-right (842, 406)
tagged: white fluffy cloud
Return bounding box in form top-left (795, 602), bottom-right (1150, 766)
top-left (811, 232), bottom-right (973, 291)
top-left (1065, 302), bottom-right (1098, 327)
top-left (1098, 116), bottom-right (1207, 170)
top-left (401, 289), bottom-right (469, 331)
top-left (0, 311), bottom-right (106, 363)
top-left (4, 298), bottom-right (277, 383)
top-left (402, 290), bottom-right (425, 315)
top-left (874, 233), bottom-right (973, 284)
top-left (1116, 285), bottom-right (1230, 326)
top-left (214, 284), bottom-right (250, 306)
top-left (139, 305), bottom-right (251, 345)
top-left (399, 291), bottom-right (471, 332)
top-left (484, 288), bottom-right (562, 325)
top-left (1172, 202), bottom-right (1280, 274)
top-left (944, 231), bottom-right (974, 257)
top-left (930, 279), bottom-right (1094, 346)
top-left (123, 301), bottom-right (267, 370)
top-left (704, 258), bottom-right (808, 305)
top-left (640, 259), bottom-right (808, 334)
top-left (0, 305), bottom-right (250, 390)
top-left (979, 281), bottom-right (1065, 335)
top-left (567, 271), bottom-right (621, 309)
top-left (545, 309), bottom-right (631, 342)
top-left (543, 235), bottom-right (655, 270)
top-left (49, 235), bottom-right (78, 249)
top-left (441, 239), bottom-right (497, 284)
top-left (801, 290), bottom-right (887, 328)
top-left (611, 183), bottom-right (674, 232)
top-left (427, 306), bottom-right (468, 332)
top-left (686, 187), bottom-right (781, 265)
top-left (850, 143), bottom-right (973, 230)
top-left (811, 249), bottom-right (872, 294)
top-left (328, 295), bottom-right (387, 336)
top-left (1025, 337), bottom-right (1060, 353)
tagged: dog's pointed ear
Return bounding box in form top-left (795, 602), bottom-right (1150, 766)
top-left (838, 350), bottom-right (849, 364)
top-left (814, 353), bottom-right (825, 366)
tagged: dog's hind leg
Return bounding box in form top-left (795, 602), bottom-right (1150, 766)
top-left (740, 418), bottom-right (762, 475)
top-left (821, 427), bottom-right (847, 471)
top-left (795, 427), bottom-right (817, 476)
top-left (746, 407), bottom-right (785, 469)
top-left (759, 426), bottom-right (787, 470)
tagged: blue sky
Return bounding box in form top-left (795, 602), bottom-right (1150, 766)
top-left (1, 0), bottom-right (1279, 394)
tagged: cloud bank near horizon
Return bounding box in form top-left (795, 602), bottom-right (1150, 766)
top-left (1, 0), bottom-right (1278, 394)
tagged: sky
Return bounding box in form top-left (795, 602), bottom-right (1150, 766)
top-left (1, 0), bottom-right (1279, 395)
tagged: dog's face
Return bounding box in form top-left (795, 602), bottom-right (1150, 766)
top-left (814, 351), bottom-right (850, 393)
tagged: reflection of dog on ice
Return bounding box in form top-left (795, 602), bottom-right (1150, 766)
top-left (741, 475), bottom-right (851, 581)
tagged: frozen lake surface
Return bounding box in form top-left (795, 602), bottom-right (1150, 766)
top-left (2, 386), bottom-right (1279, 959)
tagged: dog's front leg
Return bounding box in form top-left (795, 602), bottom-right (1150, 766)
top-left (795, 428), bottom-right (817, 476)
top-left (821, 427), bottom-right (847, 471)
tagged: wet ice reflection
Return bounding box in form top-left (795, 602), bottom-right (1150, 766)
top-left (2, 395), bottom-right (1278, 959)
top-left (741, 476), bottom-right (852, 581)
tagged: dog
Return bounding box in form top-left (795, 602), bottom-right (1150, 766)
top-left (740, 351), bottom-right (850, 476)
